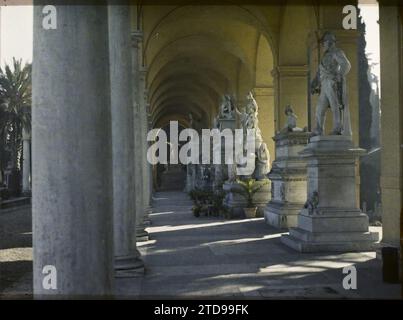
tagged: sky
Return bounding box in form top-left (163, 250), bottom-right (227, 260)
top-left (0, 4), bottom-right (380, 77)
top-left (0, 5), bottom-right (33, 67)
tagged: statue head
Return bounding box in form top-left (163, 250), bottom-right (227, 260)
top-left (321, 31), bottom-right (336, 50)
top-left (220, 94), bottom-right (236, 119)
top-left (285, 105), bottom-right (294, 116)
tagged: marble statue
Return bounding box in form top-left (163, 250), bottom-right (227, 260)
top-left (219, 94), bottom-right (235, 120)
top-left (237, 91), bottom-right (269, 180)
top-left (255, 142), bottom-right (270, 180)
top-left (244, 92), bottom-right (259, 130)
top-left (282, 105), bottom-right (303, 132)
top-left (310, 31), bottom-right (352, 137)
top-left (236, 91), bottom-right (263, 145)
top-left (304, 191), bottom-right (319, 215)
top-left (236, 106), bottom-right (248, 132)
top-left (223, 92), bottom-right (271, 216)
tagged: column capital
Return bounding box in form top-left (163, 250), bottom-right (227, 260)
top-left (131, 30), bottom-right (143, 48)
top-left (271, 65), bottom-right (308, 78)
top-left (139, 66), bottom-right (147, 78)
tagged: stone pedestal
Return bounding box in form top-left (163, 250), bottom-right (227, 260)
top-left (219, 118), bottom-right (236, 131)
top-left (223, 180), bottom-right (271, 218)
top-left (281, 136), bottom-right (379, 252)
top-left (252, 179), bottom-right (271, 217)
top-left (265, 131), bottom-right (310, 228)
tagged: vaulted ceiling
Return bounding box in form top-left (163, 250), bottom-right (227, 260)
top-left (139, 5), bottom-right (279, 129)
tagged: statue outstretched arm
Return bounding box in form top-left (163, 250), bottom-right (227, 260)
top-left (235, 107), bottom-right (242, 116)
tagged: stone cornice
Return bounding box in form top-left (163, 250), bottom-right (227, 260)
top-left (273, 131), bottom-right (311, 143)
top-left (272, 65), bottom-right (308, 78)
top-left (253, 86), bottom-right (274, 96)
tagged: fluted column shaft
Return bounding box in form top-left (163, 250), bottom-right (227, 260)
top-left (109, 4), bottom-right (143, 277)
top-left (132, 32), bottom-right (150, 241)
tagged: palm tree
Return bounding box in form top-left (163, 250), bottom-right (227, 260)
top-left (0, 58), bottom-right (32, 194)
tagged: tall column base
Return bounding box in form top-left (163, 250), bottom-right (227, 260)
top-left (143, 206), bottom-right (152, 226)
top-left (136, 223), bottom-right (150, 242)
top-left (115, 252), bottom-right (144, 278)
top-left (22, 190), bottom-right (32, 197)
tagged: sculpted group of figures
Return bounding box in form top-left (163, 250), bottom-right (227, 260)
top-left (190, 31), bottom-right (352, 190)
top-left (216, 91), bottom-right (271, 183)
top-left (189, 91), bottom-right (271, 191)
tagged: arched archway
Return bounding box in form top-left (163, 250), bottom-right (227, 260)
top-left (138, 5), bottom-right (279, 193)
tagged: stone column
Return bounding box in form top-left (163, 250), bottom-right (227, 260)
top-left (32, 4), bottom-right (113, 296)
top-left (307, 30), bottom-right (360, 145)
top-left (140, 75), bottom-right (152, 222)
top-left (109, 5), bottom-right (143, 277)
top-left (22, 128), bottom-right (31, 195)
top-left (131, 32), bottom-right (149, 241)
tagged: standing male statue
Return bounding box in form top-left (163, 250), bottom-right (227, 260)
top-left (311, 32), bottom-right (352, 137)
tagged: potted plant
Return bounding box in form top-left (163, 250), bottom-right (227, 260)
top-left (211, 189), bottom-right (225, 217)
top-left (189, 188), bottom-right (213, 217)
top-left (233, 178), bottom-right (268, 218)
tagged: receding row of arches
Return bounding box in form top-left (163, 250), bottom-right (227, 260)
top-left (132, 2), bottom-right (332, 165)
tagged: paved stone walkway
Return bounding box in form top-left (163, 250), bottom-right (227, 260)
top-left (116, 191), bottom-right (401, 299)
top-left (0, 205), bottom-right (32, 298)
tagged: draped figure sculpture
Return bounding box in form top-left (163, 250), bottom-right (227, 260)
top-left (236, 91), bottom-right (270, 180)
